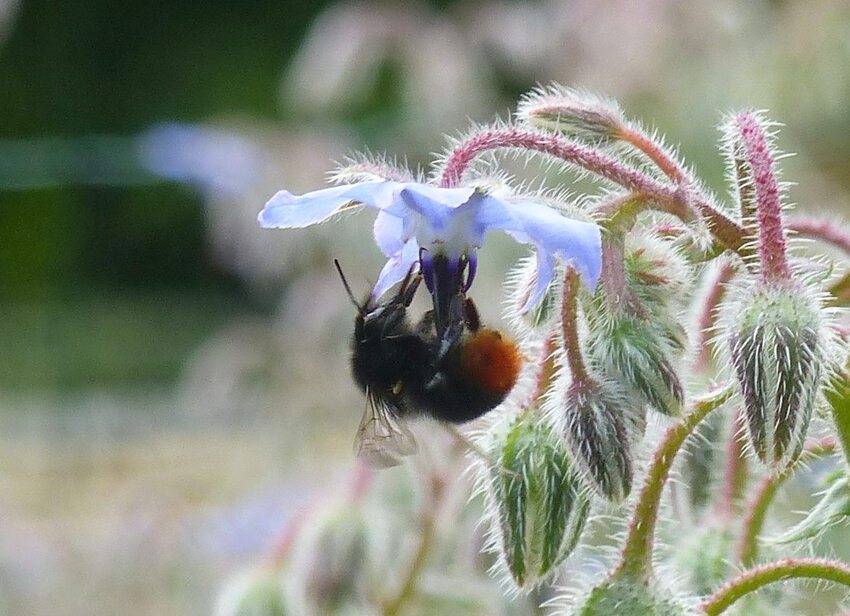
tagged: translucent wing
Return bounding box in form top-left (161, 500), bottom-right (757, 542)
top-left (354, 388), bottom-right (418, 468)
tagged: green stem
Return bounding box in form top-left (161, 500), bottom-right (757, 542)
top-left (699, 558), bottom-right (850, 615)
top-left (562, 267), bottom-right (590, 383)
top-left (826, 371), bottom-right (850, 470)
top-left (613, 385), bottom-right (734, 579)
top-left (735, 437), bottom-right (836, 567)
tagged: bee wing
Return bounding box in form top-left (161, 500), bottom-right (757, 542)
top-left (354, 389), bottom-right (418, 468)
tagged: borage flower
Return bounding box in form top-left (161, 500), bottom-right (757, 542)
top-left (258, 180), bottom-right (601, 326)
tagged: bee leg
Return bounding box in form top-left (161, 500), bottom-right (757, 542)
top-left (414, 310), bottom-right (435, 338)
top-left (397, 268), bottom-right (422, 308)
top-left (463, 297), bottom-right (481, 332)
top-left (433, 293), bottom-right (466, 363)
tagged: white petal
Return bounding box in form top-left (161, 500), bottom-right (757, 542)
top-left (483, 197), bottom-right (602, 291)
top-left (371, 240), bottom-right (421, 299)
top-left (373, 210), bottom-right (406, 257)
top-left (258, 181), bottom-right (404, 228)
top-left (521, 248), bottom-right (556, 313)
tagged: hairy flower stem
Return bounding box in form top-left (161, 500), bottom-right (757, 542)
top-left (735, 437), bottom-right (836, 567)
top-left (699, 558), bottom-right (850, 615)
top-left (381, 469), bottom-right (447, 616)
top-left (788, 217), bottom-right (850, 256)
top-left (613, 385), bottom-right (734, 579)
top-left (618, 126), bottom-right (687, 184)
top-left (438, 127), bottom-right (748, 255)
top-left (734, 112), bottom-right (791, 283)
top-left (713, 409), bottom-right (748, 520)
top-left (562, 267), bottom-right (590, 383)
top-left (694, 259), bottom-right (736, 372)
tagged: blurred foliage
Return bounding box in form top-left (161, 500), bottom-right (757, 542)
top-left (0, 0), bottom-right (335, 297)
top-left (0, 0), bottom-right (342, 387)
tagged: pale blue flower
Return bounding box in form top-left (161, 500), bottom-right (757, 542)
top-left (258, 180), bottom-right (601, 312)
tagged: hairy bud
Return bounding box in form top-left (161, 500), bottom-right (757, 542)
top-left (726, 283), bottom-right (825, 469)
top-left (294, 504), bottom-right (371, 615)
top-left (517, 85), bottom-right (625, 144)
top-left (623, 233), bottom-right (692, 343)
top-left (485, 414), bottom-right (590, 589)
top-left (669, 526), bottom-right (734, 596)
top-left (558, 378), bottom-right (635, 501)
top-left (589, 314), bottom-right (685, 417)
top-left (572, 575), bottom-right (687, 616)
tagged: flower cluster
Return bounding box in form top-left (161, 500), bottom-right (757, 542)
top-left (227, 87), bottom-right (850, 615)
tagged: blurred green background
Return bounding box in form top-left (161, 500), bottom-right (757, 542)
top-left (1, 1), bottom-right (849, 614)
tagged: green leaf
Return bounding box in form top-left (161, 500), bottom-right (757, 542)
top-left (769, 468), bottom-right (850, 545)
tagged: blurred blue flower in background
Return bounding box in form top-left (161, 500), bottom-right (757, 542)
top-left (138, 123), bottom-right (266, 197)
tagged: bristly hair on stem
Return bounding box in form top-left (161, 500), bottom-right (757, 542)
top-left (724, 110), bottom-right (792, 283)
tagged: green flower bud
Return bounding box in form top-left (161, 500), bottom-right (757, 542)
top-left (561, 379), bottom-right (635, 502)
top-left (727, 284), bottom-right (825, 469)
top-left (589, 314), bottom-right (684, 417)
top-left (668, 526), bottom-right (734, 596)
top-left (624, 233), bottom-right (692, 328)
top-left (486, 414), bottom-right (590, 589)
top-left (572, 575), bottom-right (688, 616)
top-left (215, 566), bottom-right (291, 616)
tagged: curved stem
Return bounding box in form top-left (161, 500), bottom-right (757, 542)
top-left (618, 126), bottom-right (687, 184)
top-left (713, 408), bottom-right (747, 521)
top-left (437, 127), bottom-right (748, 256)
top-left (613, 385), bottom-right (734, 579)
top-left (699, 558), bottom-right (850, 615)
top-left (788, 217), bottom-right (850, 256)
top-left (561, 267), bottom-right (589, 383)
top-left (735, 437), bottom-right (836, 567)
top-left (694, 259), bottom-right (736, 372)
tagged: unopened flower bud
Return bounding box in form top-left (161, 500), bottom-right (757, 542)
top-left (560, 379), bottom-right (635, 502)
top-left (669, 526), bottom-right (734, 596)
top-left (517, 85), bottom-right (625, 143)
top-left (215, 566), bottom-right (291, 616)
top-left (572, 575), bottom-right (687, 616)
top-left (727, 284), bottom-right (825, 469)
top-left (295, 504), bottom-right (371, 615)
top-left (589, 315), bottom-right (685, 417)
top-left (486, 414), bottom-right (589, 589)
top-left (623, 234), bottom-right (692, 336)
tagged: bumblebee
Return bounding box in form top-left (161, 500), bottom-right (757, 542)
top-left (335, 260), bottom-right (522, 467)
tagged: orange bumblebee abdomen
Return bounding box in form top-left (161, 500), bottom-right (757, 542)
top-left (461, 329), bottom-right (522, 397)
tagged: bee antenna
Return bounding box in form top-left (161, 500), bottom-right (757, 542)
top-left (333, 259), bottom-right (362, 311)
